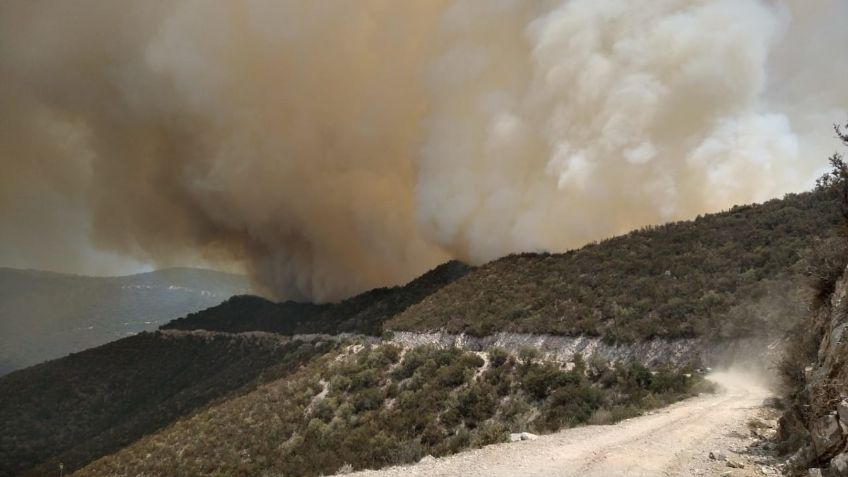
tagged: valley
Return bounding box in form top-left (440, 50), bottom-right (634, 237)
top-left (0, 268), bottom-right (251, 375)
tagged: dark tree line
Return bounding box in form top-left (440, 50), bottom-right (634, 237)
top-left (815, 122), bottom-right (848, 223)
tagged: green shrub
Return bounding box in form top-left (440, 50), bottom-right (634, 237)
top-left (588, 408), bottom-right (614, 425)
top-left (437, 363), bottom-right (472, 387)
top-left (350, 368), bottom-right (382, 391)
top-left (473, 421), bottom-right (508, 447)
top-left (537, 385), bottom-right (604, 431)
top-left (520, 363), bottom-right (578, 400)
top-left (518, 346), bottom-right (541, 365)
top-left (489, 348), bottom-right (511, 368)
top-left (353, 387), bottom-right (385, 412)
top-left (456, 384), bottom-right (497, 427)
top-left (483, 366), bottom-right (514, 396)
top-left (803, 237), bottom-right (848, 309)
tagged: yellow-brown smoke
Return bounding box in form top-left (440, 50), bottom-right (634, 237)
top-left (1, 0), bottom-right (846, 301)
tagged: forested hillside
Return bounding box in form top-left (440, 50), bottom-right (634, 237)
top-left (169, 189), bottom-right (840, 343)
top-left (387, 189), bottom-right (841, 341)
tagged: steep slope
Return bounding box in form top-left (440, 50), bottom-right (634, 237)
top-left (0, 330), bottom-right (337, 477)
top-left (163, 260), bottom-right (472, 336)
top-left (74, 342), bottom-right (704, 477)
top-left (776, 236), bottom-right (848, 474)
top-left (0, 267), bottom-right (251, 374)
top-left (347, 371), bottom-right (775, 477)
top-left (387, 190), bottom-right (840, 341)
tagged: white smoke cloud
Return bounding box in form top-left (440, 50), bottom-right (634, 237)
top-left (0, 0), bottom-right (845, 300)
top-left (418, 0), bottom-right (836, 263)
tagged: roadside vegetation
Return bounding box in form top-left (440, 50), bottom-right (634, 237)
top-left (77, 342), bottom-right (708, 477)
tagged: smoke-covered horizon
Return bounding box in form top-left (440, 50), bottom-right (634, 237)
top-left (1, 0), bottom-right (846, 302)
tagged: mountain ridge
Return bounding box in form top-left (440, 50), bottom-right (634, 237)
top-left (162, 260), bottom-right (473, 336)
top-left (166, 189), bottom-right (839, 343)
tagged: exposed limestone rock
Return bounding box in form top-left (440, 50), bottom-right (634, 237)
top-left (781, 266), bottom-right (848, 473)
top-left (509, 432), bottom-right (538, 442)
top-left (389, 331), bottom-right (775, 368)
top-left (831, 452), bottom-right (848, 476)
top-left (812, 414), bottom-right (843, 458)
top-left (749, 418), bottom-right (776, 429)
top-left (838, 400), bottom-right (848, 434)
top-left (787, 445), bottom-right (816, 471)
top-left (709, 450), bottom-right (726, 461)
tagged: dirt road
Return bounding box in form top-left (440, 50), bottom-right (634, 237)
top-left (351, 370), bottom-right (777, 477)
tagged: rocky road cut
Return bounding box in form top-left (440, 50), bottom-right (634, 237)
top-left (351, 370), bottom-right (778, 477)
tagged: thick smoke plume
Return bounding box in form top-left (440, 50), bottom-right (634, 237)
top-left (0, 0), bottom-right (845, 301)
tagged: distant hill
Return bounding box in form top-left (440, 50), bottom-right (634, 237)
top-left (0, 267), bottom-right (251, 374)
top-left (162, 260), bottom-right (472, 336)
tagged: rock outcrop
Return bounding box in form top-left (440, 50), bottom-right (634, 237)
top-left (781, 265), bottom-right (848, 476)
top-left (389, 331), bottom-right (778, 369)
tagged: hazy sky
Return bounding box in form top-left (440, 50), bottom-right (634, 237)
top-left (1, 0), bottom-right (846, 300)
